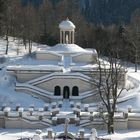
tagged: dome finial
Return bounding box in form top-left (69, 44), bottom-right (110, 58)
top-left (66, 17), bottom-right (69, 21)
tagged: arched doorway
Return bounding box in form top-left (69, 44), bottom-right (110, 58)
top-left (72, 86), bottom-right (79, 96)
top-left (54, 86), bottom-right (61, 96)
top-left (63, 86), bottom-right (70, 99)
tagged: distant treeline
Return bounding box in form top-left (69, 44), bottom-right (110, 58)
top-left (21, 0), bottom-right (140, 25)
top-left (0, 0), bottom-right (140, 63)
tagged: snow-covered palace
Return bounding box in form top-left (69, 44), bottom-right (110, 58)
top-left (7, 19), bottom-right (126, 103)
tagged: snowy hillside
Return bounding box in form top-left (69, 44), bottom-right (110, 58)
top-left (0, 37), bottom-right (140, 140)
top-left (0, 37), bottom-right (46, 108)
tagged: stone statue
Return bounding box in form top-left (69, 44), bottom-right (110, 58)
top-left (90, 128), bottom-right (98, 140)
top-left (64, 117), bottom-right (70, 136)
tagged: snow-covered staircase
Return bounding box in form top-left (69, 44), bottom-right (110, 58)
top-left (16, 83), bottom-right (52, 99)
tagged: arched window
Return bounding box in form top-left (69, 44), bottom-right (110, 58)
top-left (54, 86), bottom-right (61, 96)
top-left (72, 86), bottom-right (79, 96)
top-left (63, 86), bottom-right (70, 99)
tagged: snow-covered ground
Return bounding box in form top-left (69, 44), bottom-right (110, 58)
top-left (0, 128), bottom-right (139, 140)
top-left (0, 37), bottom-right (45, 109)
top-left (98, 129), bottom-right (140, 140)
top-left (0, 37), bottom-right (140, 139)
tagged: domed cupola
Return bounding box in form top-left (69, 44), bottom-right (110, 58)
top-left (59, 18), bottom-right (76, 44)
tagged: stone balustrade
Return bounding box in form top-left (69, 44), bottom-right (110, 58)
top-left (0, 104), bottom-right (140, 130)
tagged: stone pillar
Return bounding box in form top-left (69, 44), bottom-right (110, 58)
top-left (127, 105), bottom-right (132, 113)
top-left (69, 31), bottom-right (72, 44)
top-left (18, 107), bottom-right (24, 117)
top-left (2, 104), bottom-right (7, 111)
top-left (70, 101), bottom-right (74, 108)
top-left (51, 102), bottom-right (57, 108)
top-left (44, 103), bottom-right (49, 111)
top-left (75, 117), bottom-right (80, 126)
top-left (79, 129), bottom-right (85, 139)
top-left (47, 128), bottom-right (53, 139)
top-left (66, 35), bottom-right (69, 44)
top-left (90, 114), bottom-right (94, 121)
top-left (60, 30), bottom-right (62, 43)
top-left (58, 101), bottom-right (63, 108)
top-left (4, 107), bottom-right (11, 117)
top-left (36, 129), bottom-right (42, 135)
top-left (76, 102), bottom-right (81, 109)
top-left (16, 104), bottom-right (21, 111)
top-left (84, 104), bottom-right (89, 112)
top-left (123, 112), bottom-right (128, 119)
top-left (52, 117), bottom-right (57, 125)
top-left (28, 108), bottom-right (34, 116)
top-left (63, 30), bottom-right (65, 44)
top-left (39, 112), bottom-right (43, 120)
top-left (72, 31), bottom-right (74, 44)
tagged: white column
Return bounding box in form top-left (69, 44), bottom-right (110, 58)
top-left (72, 31), bottom-right (75, 44)
top-left (68, 31), bottom-right (71, 44)
top-left (63, 30), bottom-right (65, 44)
top-left (69, 31), bottom-right (72, 44)
top-left (60, 30), bottom-right (62, 43)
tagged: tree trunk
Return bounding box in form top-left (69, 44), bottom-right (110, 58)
top-left (107, 113), bottom-right (114, 134)
top-left (28, 39), bottom-right (32, 55)
top-left (5, 34), bottom-right (9, 55)
top-left (135, 49), bottom-right (137, 72)
top-left (23, 38), bottom-right (27, 50)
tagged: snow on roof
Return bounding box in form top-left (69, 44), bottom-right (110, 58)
top-left (37, 44), bottom-right (50, 50)
top-left (59, 19), bottom-right (75, 30)
top-left (47, 44), bottom-right (89, 53)
top-left (85, 48), bottom-right (97, 55)
top-left (71, 64), bottom-right (98, 71)
top-left (7, 65), bottom-right (62, 71)
top-left (36, 50), bottom-right (62, 57)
